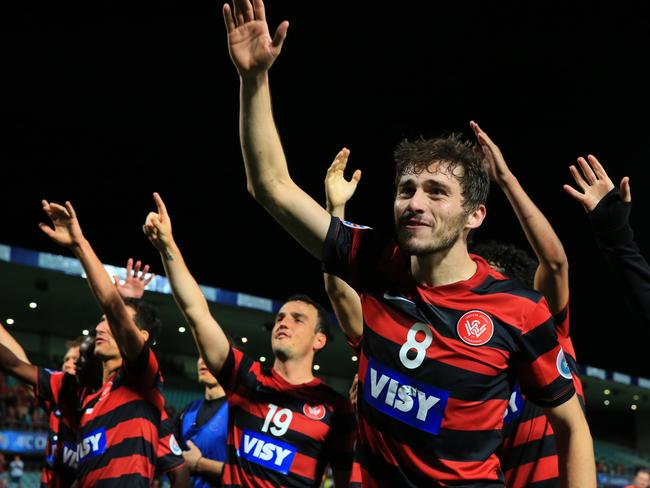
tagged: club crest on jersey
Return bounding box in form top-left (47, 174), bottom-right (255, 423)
top-left (457, 310), bottom-right (494, 346)
top-left (342, 220), bottom-right (372, 230)
top-left (237, 430), bottom-right (297, 475)
top-left (169, 434), bottom-right (182, 456)
top-left (364, 358), bottom-right (449, 435)
top-left (303, 404), bottom-right (326, 420)
top-left (556, 348), bottom-right (573, 380)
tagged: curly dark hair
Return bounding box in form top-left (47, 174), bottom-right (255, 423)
top-left (394, 133), bottom-right (489, 212)
top-left (470, 240), bottom-right (537, 288)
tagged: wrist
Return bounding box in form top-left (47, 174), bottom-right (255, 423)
top-left (193, 456), bottom-right (202, 473)
top-left (327, 203), bottom-right (346, 219)
top-left (70, 237), bottom-right (89, 252)
top-left (160, 240), bottom-right (177, 260)
top-left (496, 171), bottom-right (516, 188)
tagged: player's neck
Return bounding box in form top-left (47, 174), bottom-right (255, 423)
top-left (410, 241), bottom-right (476, 287)
top-left (102, 357), bottom-right (121, 383)
top-left (272, 356), bottom-right (315, 385)
top-left (204, 384), bottom-right (226, 400)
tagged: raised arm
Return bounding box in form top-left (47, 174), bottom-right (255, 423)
top-left (322, 149), bottom-right (363, 341)
top-left (143, 193), bottom-right (230, 376)
top-left (544, 395), bottom-right (596, 487)
top-left (563, 155), bottom-right (650, 323)
top-left (0, 342), bottom-right (37, 386)
top-left (39, 200), bottom-right (145, 362)
top-left (0, 322), bottom-right (30, 364)
top-left (471, 122), bottom-right (568, 313)
top-left (224, 0), bottom-right (332, 258)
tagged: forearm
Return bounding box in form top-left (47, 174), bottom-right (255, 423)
top-left (160, 241), bottom-right (229, 373)
top-left (0, 343), bottom-right (37, 385)
top-left (239, 74), bottom-right (292, 199)
top-left (238, 75), bottom-right (331, 258)
top-left (193, 457), bottom-right (224, 481)
top-left (500, 174), bottom-right (568, 270)
top-left (73, 239), bottom-right (144, 359)
top-left (160, 241), bottom-right (213, 322)
top-left (0, 324), bottom-right (30, 364)
top-left (73, 239), bottom-right (125, 313)
top-left (323, 274), bottom-right (363, 341)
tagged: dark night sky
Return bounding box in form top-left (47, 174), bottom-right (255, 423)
top-left (2, 1), bottom-right (649, 375)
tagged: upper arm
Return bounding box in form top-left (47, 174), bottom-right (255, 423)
top-left (534, 263), bottom-right (570, 315)
top-left (324, 273), bottom-right (363, 341)
top-left (544, 393), bottom-right (589, 436)
top-left (187, 313), bottom-right (231, 377)
top-left (106, 299), bottom-right (146, 363)
top-left (258, 179), bottom-right (333, 259)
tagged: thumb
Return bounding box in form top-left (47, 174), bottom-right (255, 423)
top-left (272, 20), bottom-right (289, 51)
top-left (38, 223), bottom-right (55, 238)
top-left (620, 177), bottom-right (632, 203)
top-left (351, 169), bottom-right (362, 184)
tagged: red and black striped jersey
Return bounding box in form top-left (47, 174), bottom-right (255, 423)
top-left (322, 218), bottom-right (576, 487)
top-left (36, 368), bottom-right (80, 488)
top-left (75, 345), bottom-right (164, 487)
top-left (499, 305), bottom-right (585, 488)
top-left (156, 407), bottom-right (185, 475)
top-left (218, 346), bottom-right (355, 487)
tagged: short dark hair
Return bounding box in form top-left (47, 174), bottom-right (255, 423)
top-left (65, 336), bottom-right (85, 350)
top-left (285, 294), bottom-right (332, 341)
top-left (394, 133), bottom-right (490, 212)
top-left (123, 298), bottom-right (162, 346)
top-left (470, 240), bottom-right (537, 288)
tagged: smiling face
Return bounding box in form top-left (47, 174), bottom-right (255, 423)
top-left (394, 161), bottom-right (478, 256)
top-left (271, 300), bottom-right (326, 362)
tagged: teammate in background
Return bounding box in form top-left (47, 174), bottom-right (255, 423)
top-left (1, 319), bottom-right (82, 487)
top-left (624, 467), bottom-right (650, 488)
top-left (112, 259), bottom-right (190, 487)
top-left (174, 357), bottom-right (228, 487)
top-left (38, 200), bottom-right (165, 487)
top-left (143, 192), bottom-right (355, 487)
top-left (471, 121), bottom-right (587, 487)
top-left (222, 0), bottom-right (594, 484)
top-left (563, 154), bottom-right (649, 324)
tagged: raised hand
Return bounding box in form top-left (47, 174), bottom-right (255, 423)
top-left (470, 121), bottom-right (512, 185)
top-left (325, 148), bottom-right (361, 215)
top-left (39, 200), bottom-right (85, 248)
top-left (143, 192), bottom-right (173, 253)
top-left (223, 0), bottom-right (289, 77)
top-left (563, 155), bottom-right (631, 212)
top-left (114, 258), bottom-right (155, 299)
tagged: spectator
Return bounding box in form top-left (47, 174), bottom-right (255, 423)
top-left (8, 455), bottom-right (23, 488)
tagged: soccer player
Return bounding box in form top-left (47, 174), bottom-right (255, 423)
top-left (222, 0), bottom-right (594, 484)
top-left (38, 200), bottom-right (166, 487)
top-left (143, 193), bottom-right (355, 487)
top-left (471, 121), bottom-right (587, 487)
top-left (0, 324), bottom-right (82, 488)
